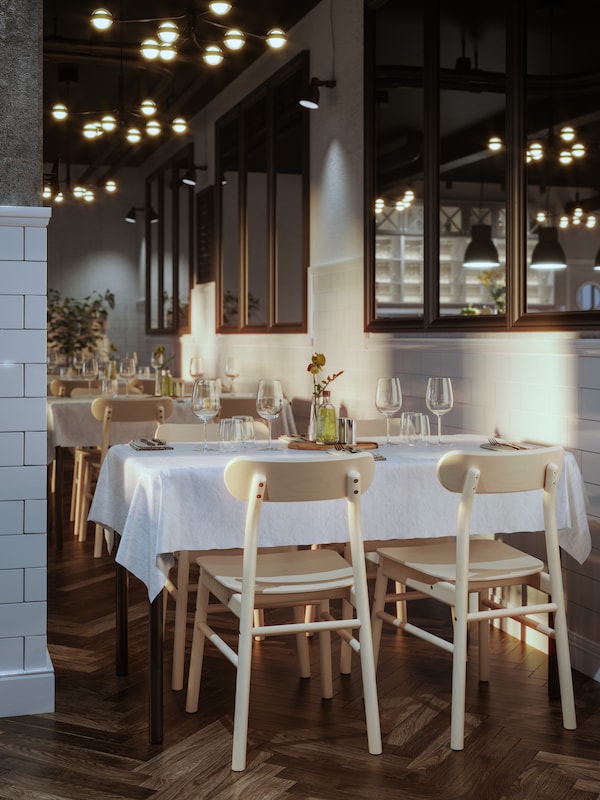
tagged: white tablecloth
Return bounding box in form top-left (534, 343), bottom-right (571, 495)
top-left (46, 395), bottom-right (296, 463)
top-left (88, 436), bottom-right (592, 601)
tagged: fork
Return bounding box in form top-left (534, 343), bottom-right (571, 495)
top-left (334, 443), bottom-right (360, 453)
top-left (487, 436), bottom-right (525, 450)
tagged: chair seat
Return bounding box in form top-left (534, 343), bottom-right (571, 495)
top-left (377, 539), bottom-right (544, 584)
top-left (198, 548), bottom-right (354, 596)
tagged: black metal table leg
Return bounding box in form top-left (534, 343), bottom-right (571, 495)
top-left (149, 593), bottom-right (164, 744)
top-left (115, 559), bottom-right (128, 677)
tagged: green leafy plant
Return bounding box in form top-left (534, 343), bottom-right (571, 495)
top-left (47, 289), bottom-right (115, 357)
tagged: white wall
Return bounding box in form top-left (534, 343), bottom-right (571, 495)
top-left (0, 206), bottom-right (54, 715)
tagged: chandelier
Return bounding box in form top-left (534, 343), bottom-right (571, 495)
top-left (90, 2), bottom-right (287, 66)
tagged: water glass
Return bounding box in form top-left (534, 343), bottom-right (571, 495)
top-left (401, 411), bottom-right (426, 445)
top-left (233, 415), bottom-right (255, 448)
top-left (219, 418), bottom-right (243, 452)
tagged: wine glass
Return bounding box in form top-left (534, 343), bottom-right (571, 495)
top-left (256, 379), bottom-right (283, 450)
top-left (81, 357), bottom-right (98, 396)
top-left (118, 357), bottom-right (136, 396)
top-left (71, 350), bottom-right (84, 378)
top-left (125, 352), bottom-right (138, 374)
top-left (189, 356), bottom-right (204, 380)
top-left (225, 356), bottom-right (240, 392)
top-left (192, 379), bottom-right (221, 450)
top-left (151, 351), bottom-right (164, 396)
top-left (425, 376), bottom-right (454, 444)
top-left (375, 377), bottom-right (403, 444)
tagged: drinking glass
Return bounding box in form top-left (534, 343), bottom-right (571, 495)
top-left (256, 379), bottom-right (283, 450)
top-left (125, 351), bottom-right (138, 371)
top-left (189, 356), bottom-right (204, 380)
top-left (81, 357), bottom-right (98, 396)
top-left (118, 357), bottom-right (136, 395)
top-left (225, 356), bottom-right (240, 392)
top-left (219, 418), bottom-right (243, 452)
top-left (375, 377), bottom-right (403, 444)
top-left (233, 415), bottom-right (255, 448)
top-left (192, 378), bottom-right (221, 451)
top-left (151, 352), bottom-right (164, 396)
top-left (401, 411), bottom-right (426, 446)
top-left (426, 376), bottom-right (454, 444)
top-left (71, 351), bottom-right (84, 377)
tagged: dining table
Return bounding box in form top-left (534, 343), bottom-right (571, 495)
top-left (46, 392), bottom-right (297, 544)
top-left (88, 434), bottom-right (591, 745)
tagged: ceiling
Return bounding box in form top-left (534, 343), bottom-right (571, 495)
top-left (43, 0), bottom-right (320, 186)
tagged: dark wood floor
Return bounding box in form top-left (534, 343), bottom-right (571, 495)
top-left (1, 491), bottom-right (600, 799)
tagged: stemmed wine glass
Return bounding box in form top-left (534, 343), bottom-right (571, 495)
top-left (118, 357), bottom-right (136, 396)
top-left (425, 376), bottom-right (454, 444)
top-left (71, 350), bottom-right (84, 378)
top-left (189, 356), bottom-right (204, 380)
top-left (191, 379), bottom-right (221, 451)
top-left (225, 356), bottom-right (240, 393)
top-left (375, 377), bottom-right (403, 444)
top-left (81, 357), bottom-right (98, 396)
top-left (256, 379), bottom-right (283, 450)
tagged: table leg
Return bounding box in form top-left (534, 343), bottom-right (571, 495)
top-left (149, 593), bottom-right (164, 744)
top-left (115, 559), bottom-right (129, 677)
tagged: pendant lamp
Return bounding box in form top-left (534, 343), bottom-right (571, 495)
top-left (462, 224), bottom-right (500, 269)
top-left (530, 227), bottom-right (567, 270)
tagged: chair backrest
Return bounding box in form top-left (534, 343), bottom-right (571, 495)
top-left (437, 446), bottom-right (564, 549)
top-left (437, 446), bottom-right (564, 495)
top-left (49, 378), bottom-right (102, 397)
top-left (156, 420), bottom-right (269, 442)
top-left (224, 450), bottom-right (375, 560)
top-left (91, 396), bottom-right (174, 460)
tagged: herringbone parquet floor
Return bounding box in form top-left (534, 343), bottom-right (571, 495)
top-left (1, 487), bottom-right (600, 799)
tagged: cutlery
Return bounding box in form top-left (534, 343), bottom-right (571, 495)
top-left (487, 436), bottom-right (526, 450)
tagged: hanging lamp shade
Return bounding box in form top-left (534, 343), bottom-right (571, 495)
top-left (462, 224), bottom-right (500, 269)
top-left (530, 226), bottom-right (567, 270)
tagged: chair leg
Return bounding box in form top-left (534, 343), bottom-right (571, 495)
top-left (478, 592), bottom-right (490, 682)
top-left (551, 597), bottom-right (577, 730)
top-left (318, 600), bottom-right (333, 698)
top-left (450, 601), bottom-right (469, 750)
top-left (294, 606), bottom-right (311, 679)
top-left (339, 598), bottom-right (353, 674)
top-left (232, 603), bottom-right (255, 771)
top-left (93, 524), bottom-right (104, 558)
top-left (185, 582), bottom-right (210, 713)
top-left (370, 567), bottom-right (388, 667)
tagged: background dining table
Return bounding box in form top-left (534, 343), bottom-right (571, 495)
top-left (88, 435), bottom-right (591, 744)
top-left (46, 393), bottom-right (297, 543)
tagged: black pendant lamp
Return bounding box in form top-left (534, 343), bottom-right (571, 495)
top-left (530, 227), bottom-right (567, 270)
top-left (462, 224), bottom-right (500, 269)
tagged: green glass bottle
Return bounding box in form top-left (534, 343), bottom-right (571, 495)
top-left (316, 390), bottom-right (337, 444)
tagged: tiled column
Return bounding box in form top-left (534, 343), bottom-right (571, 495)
top-left (0, 206), bottom-right (53, 715)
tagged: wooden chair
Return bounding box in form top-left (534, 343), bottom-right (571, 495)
top-left (73, 397), bottom-right (174, 556)
top-left (49, 378), bottom-right (102, 396)
top-left (185, 451), bottom-right (382, 771)
top-left (371, 446), bottom-right (577, 750)
top-left (154, 418), bottom-right (269, 692)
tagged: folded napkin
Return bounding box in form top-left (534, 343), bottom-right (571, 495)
top-left (129, 439), bottom-right (173, 451)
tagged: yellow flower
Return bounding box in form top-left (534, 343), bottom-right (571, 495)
top-left (307, 353), bottom-right (343, 397)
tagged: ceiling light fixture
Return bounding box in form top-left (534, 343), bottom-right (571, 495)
top-left (530, 226), bottom-right (567, 270)
top-left (299, 77), bottom-right (337, 110)
top-left (90, 2), bottom-right (287, 65)
top-left (181, 164), bottom-right (208, 187)
top-left (462, 224), bottom-right (500, 269)
top-left (125, 206), bottom-right (159, 224)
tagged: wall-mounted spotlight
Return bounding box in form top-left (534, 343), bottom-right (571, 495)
top-left (181, 164), bottom-right (208, 187)
top-left (125, 206), bottom-right (158, 224)
top-left (299, 77), bottom-right (337, 110)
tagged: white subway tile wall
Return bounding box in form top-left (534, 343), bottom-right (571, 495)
top-left (0, 206), bottom-right (54, 715)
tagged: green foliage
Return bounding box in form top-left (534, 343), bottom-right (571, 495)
top-left (47, 289), bottom-right (115, 356)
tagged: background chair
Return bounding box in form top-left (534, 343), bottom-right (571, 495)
top-left (185, 451), bottom-right (382, 771)
top-left (49, 378), bottom-right (102, 396)
top-left (371, 446), bottom-right (576, 750)
top-left (155, 418), bottom-right (270, 692)
top-left (73, 396), bottom-right (174, 556)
